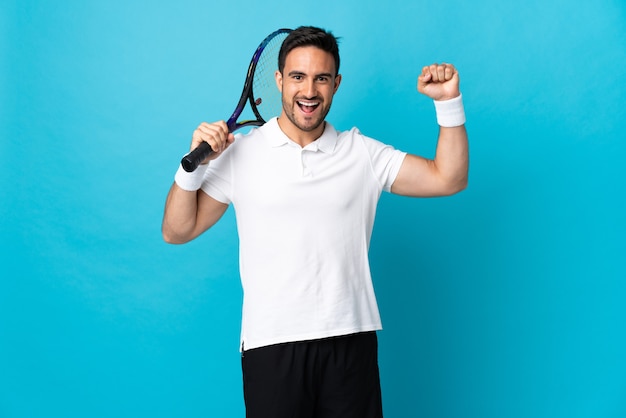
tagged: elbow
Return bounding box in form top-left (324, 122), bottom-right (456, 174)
top-left (161, 224), bottom-right (190, 245)
top-left (455, 176), bottom-right (469, 193)
top-left (162, 233), bottom-right (180, 245)
top-left (162, 230), bottom-right (180, 245)
top-left (162, 234), bottom-right (189, 245)
top-left (443, 174), bottom-right (468, 196)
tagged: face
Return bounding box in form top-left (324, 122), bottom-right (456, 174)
top-left (275, 46), bottom-right (341, 140)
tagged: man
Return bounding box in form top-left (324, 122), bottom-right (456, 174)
top-left (162, 26), bottom-right (468, 418)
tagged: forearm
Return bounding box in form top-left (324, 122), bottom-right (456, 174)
top-left (391, 91), bottom-right (469, 197)
top-left (162, 164), bottom-right (228, 244)
top-left (162, 184), bottom-right (203, 244)
top-left (432, 124), bottom-right (469, 193)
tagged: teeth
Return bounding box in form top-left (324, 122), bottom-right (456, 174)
top-left (298, 101), bottom-right (318, 107)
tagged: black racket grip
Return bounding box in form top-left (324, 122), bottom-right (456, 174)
top-left (181, 142), bottom-right (214, 172)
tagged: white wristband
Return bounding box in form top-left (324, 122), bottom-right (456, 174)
top-left (174, 163), bottom-right (208, 191)
top-left (434, 94), bottom-right (466, 127)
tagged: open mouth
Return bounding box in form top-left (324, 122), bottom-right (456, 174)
top-left (297, 100), bottom-right (320, 115)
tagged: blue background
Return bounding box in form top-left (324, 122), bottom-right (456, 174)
top-left (2, 0), bottom-right (625, 417)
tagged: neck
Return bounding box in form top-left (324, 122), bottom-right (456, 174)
top-left (277, 116), bottom-right (326, 148)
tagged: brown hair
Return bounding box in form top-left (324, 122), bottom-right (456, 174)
top-left (278, 26), bottom-right (340, 76)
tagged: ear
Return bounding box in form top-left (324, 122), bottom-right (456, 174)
top-left (275, 70), bottom-right (283, 93)
top-left (334, 74), bottom-right (342, 94)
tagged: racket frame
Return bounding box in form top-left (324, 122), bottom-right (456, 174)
top-left (181, 28), bottom-right (291, 172)
top-left (227, 28), bottom-right (291, 131)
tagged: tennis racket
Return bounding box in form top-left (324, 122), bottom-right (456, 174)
top-left (181, 28), bottom-right (291, 172)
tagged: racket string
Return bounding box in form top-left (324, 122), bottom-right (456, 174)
top-left (252, 34), bottom-right (288, 121)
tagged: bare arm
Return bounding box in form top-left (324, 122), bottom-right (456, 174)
top-left (392, 125), bottom-right (468, 196)
top-left (161, 121), bottom-right (235, 244)
top-left (391, 63), bottom-right (469, 197)
top-left (162, 184), bottom-right (229, 244)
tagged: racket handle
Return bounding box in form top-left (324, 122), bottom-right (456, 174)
top-left (181, 142), bottom-right (214, 172)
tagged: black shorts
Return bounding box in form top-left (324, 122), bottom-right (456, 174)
top-left (241, 331), bottom-right (383, 418)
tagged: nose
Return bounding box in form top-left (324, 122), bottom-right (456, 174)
top-left (303, 79), bottom-right (317, 98)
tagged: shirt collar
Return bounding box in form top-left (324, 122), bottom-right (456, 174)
top-left (262, 117), bottom-right (338, 154)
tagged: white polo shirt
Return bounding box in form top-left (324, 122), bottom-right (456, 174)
top-left (201, 118), bottom-right (407, 350)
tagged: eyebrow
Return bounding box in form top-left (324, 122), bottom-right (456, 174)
top-left (288, 71), bottom-right (333, 78)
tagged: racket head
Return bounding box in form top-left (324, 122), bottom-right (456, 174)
top-left (182, 29), bottom-right (291, 172)
top-left (227, 28), bottom-right (291, 131)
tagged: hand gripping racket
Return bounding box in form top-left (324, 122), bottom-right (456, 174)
top-left (181, 28), bottom-right (292, 172)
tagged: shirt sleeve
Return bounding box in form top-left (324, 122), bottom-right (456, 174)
top-left (356, 129), bottom-right (407, 192)
top-left (199, 138), bottom-right (238, 204)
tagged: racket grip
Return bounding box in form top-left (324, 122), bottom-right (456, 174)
top-left (181, 142), bottom-right (214, 172)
